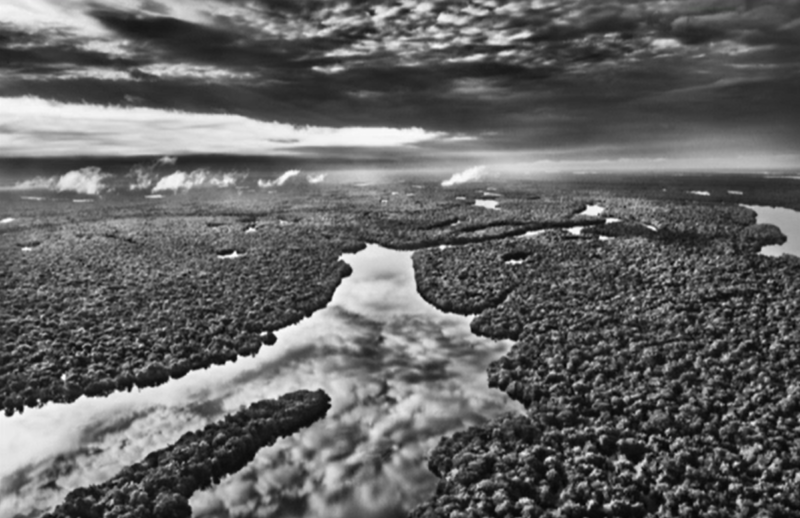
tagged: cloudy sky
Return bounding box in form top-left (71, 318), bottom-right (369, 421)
top-left (1, 0), bottom-right (799, 173)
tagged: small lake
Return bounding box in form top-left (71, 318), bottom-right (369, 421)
top-left (744, 204), bottom-right (800, 257)
top-left (0, 245), bottom-right (519, 518)
top-left (579, 204), bottom-right (605, 217)
top-left (474, 199), bottom-right (499, 210)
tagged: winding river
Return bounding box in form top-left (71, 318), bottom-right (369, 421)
top-left (0, 245), bottom-right (520, 518)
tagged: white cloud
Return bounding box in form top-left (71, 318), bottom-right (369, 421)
top-left (128, 167), bottom-right (157, 191)
top-left (441, 165), bottom-right (486, 187)
top-left (137, 63), bottom-right (256, 81)
top-left (651, 38), bottom-right (683, 51)
top-left (152, 171), bottom-right (201, 192)
top-left (307, 173), bottom-right (326, 184)
top-left (20, 67), bottom-right (133, 82)
top-left (0, 97), bottom-right (446, 157)
top-left (2, 177), bottom-right (58, 191)
top-left (312, 64), bottom-right (346, 74)
top-left (258, 170), bottom-right (301, 188)
top-left (208, 173), bottom-right (242, 188)
top-left (2, 166), bottom-right (110, 194)
top-left (0, 0), bottom-right (248, 38)
top-left (56, 167), bottom-right (110, 195)
top-left (156, 156), bottom-right (177, 166)
top-left (152, 169), bottom-right (247, 192)
top-left (79, 39), bottom-right (132, 58)
top-left (0, 0), bottom-right (107, 36)
top-left (446, 53), bottom-right (488, 63)
top-left (128, 157), bottom-right (177, 190)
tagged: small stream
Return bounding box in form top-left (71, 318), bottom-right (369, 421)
top-left (0, 245), bottom-right (520, 518)
top-left (520, 204), bottom-right (642, 240)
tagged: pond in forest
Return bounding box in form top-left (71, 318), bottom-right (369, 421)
top-left (474, 199), bottom-right (499, 210)
top-left (745, 204), bottom-right (800, 258)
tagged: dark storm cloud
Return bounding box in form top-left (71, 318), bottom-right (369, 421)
top-left (0, 0), bottom-right (798, 164)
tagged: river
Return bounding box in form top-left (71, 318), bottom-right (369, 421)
top-left (0, 245), bottom-right (520, 518)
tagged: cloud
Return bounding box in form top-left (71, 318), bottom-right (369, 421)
top-left (0, 97), bottom-right (446, 157)
top-left (3, 176), bottom-right (58, 191)
top-left (56, 167), bottom-right (111, 195)
top-left (156, 156), bottom-right (177, 166)
top-left (258, 170), bottom-right (300, 188)
top-left (128, 156), bottom-right (178, 190)
top-left (1, 1), bottom-right (798, 165)
top-left (152, 169), bottom-right (247, 192)
top-left (651, 38), bottom-right (683, 51)
top-left (207, 173), bottom-right (243, 188)
top-left (441, 166), bottom-right (487, 187)
top-left (135, 63), bottom-right (257, 82)
top-left (0, 0), bottom-right (107, 36)
top-left (2, 166), bottom-right (110, 194)
top-left (128, 166), bottom-right (157, 191)
top-left (307, 173), bottom-right (326, 184)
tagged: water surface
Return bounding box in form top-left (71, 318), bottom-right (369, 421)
top-left (0, 245), bottom-right (518, 518)
top-left (579, 204), bottom-right (605, 217)
top-left (745, 204), bottom-right (800, 257)
top-left (474, 199), bottom-right (499, 210)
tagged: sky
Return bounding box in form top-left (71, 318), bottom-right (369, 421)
top-left (1, 0), bottom-right (799, 178)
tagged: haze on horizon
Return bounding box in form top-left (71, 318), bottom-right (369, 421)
top-left (1, 0), bottom-right (799, 176)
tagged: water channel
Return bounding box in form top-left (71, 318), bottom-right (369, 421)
top-left (0, 245), bottom-right (520, 518)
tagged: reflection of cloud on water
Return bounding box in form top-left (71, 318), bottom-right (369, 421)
top-left (1, 405), bottom-right (209, 516)
top-left (191, 297), bottom-right (516, 517)
top-left (0, 245), bottom-right (518, 518)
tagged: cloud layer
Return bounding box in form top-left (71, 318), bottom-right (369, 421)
top-left (0, 0), bottom-right (798, 166)
top-left (0, 97), bottom-right (445, 157)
